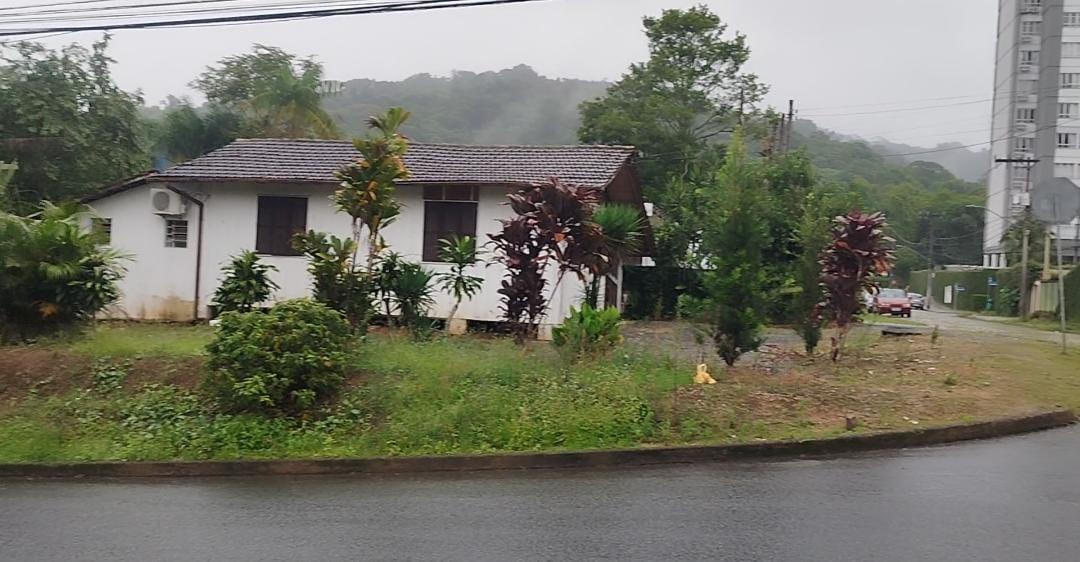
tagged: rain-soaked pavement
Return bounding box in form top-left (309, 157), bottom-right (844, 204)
top-left (2, 426), bottom-right (1079, 561)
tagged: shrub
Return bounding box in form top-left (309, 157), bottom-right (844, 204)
top-left (391, 261), bottom-right (435, 336)
top-left (435, 235), bottom-right (484, 333)
top-left (211, 250), bottom-right (279, 313)
top-left (820, 211), bottom-right (895, 361)
top-left (552, 304), bottom-right (622, 358)
top-left (0, 202), bottom-right (125, 341)
top-left (203, 299), bottom-right (351, 414)
top-left (293, 231), bottom-right (372, 330)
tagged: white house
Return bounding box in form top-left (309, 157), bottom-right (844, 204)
top-left (82, 139), bottom-right (651, 334)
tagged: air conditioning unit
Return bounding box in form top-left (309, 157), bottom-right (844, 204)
top-left (1021, 35), bottom-right (1035, 43)
top-left (1019, 64), bottom-right (1034, 74)
top-left (149, 188), bottom-right (186, 215)
top-left (1012, 192), bottom-right (1032, 207)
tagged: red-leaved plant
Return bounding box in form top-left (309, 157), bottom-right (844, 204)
top-left (820, 211), bottom-right (895, 361)
top-left (488, 178), bottom-right (606, 342)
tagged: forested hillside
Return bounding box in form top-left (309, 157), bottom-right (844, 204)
top-left (324, 65), bottom-right (608, 144)
top-left (790, 119), bottom-right (985, 270)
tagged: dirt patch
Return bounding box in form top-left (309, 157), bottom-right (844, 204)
top-left (0, 347), bottom-right (92, 408)
top-left (121, 357), bottom-right (204, 391)
top-left (0, 346), bottom-right (203, 411)
top-left (663, 334), bottom-right (1049, 440)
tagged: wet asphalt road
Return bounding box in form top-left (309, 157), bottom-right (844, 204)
top-left (3, 427), bottom-right (1080, 561)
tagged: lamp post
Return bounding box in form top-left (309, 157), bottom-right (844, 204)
top-left (968, 205), bottom-right (1030, 320)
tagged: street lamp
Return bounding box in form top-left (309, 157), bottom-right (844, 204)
top-left (966, 204), bottom-right (1030, 320)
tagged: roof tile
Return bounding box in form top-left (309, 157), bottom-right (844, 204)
top-left (154, 138), bottom-right (636, 189)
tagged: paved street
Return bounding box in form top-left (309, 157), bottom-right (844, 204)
top-left (3, 426), bottom-right (1080, 561)
top-left (914, 308), bottom-right (1080, 346)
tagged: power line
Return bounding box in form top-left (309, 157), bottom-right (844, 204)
top-left (0, 0), bottom-right (555, 36)
top-left (0, 0), bottom-right (383, 24)
top-left (801, 97), bottom-right (996, 118)
top-left (0, 0), bottom-right (118, 13)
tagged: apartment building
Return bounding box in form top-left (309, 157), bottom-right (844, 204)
top-left (986, 0), bottom-right (1080, 267)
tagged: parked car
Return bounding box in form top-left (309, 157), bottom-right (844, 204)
top-left (874, 288), bottom-right (912, 317)
top-left (907, 292), bottom-right (926, 310)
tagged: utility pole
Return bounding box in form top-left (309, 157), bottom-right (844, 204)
top-left (784, 99), bottom-right (795, 153)
top-left (926, 222), bottom-right (935, 310)
top-left (1021, 227), bottom-right (1030, 320)
top-left (994, 157), bottom-right (1038, 313)
top-left (1043, 229), bottom-right (1053, 280)
top-left (1056, 224), bottom-right (1068, 353)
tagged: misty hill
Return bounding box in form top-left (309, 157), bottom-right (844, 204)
top-left (868, 139), bottom-right (989, 183)
top-left (325, 65), bottom-right (986, 186)
top-left (325, 64), bottom-right (609, 144)
top-left (790, 119), bottom-right (982, 194)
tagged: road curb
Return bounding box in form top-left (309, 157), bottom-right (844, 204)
top-left (0, 409), bottom-right (1074, 479)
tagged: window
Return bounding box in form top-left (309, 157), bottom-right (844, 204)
top-left (1061, 103), bottom-right (1080, 119)
top-left (1016, 107), bottom-right (1036, 123)
top-left (1065, 12), bottom-right (1080, 26)
top-left (1020, 50), bottom-right (1039, 64)
top-left (1014, 137), bottom-right (1034, 151)
top-left (256, 196), bottom-right (307, 256)
top-left (422, 185), bottom-right (478, 262)
top-left (1055, 163), bottom-right (1080, 178)
top-left (1022, 0), bottom-right (1040, 10)
top-left (92, 217), bottom-right (112, 244)
top-left (1021, 20), bottom-right (1041, 34)
top-left (1062, 73), bottom-right (1080, 89)
top-left (1064, 43), bottom-right (1080, 58)
top-left (164, 219), bottom-right (188, 248)
top-left (1058, 132), bottom-right (1078, 148)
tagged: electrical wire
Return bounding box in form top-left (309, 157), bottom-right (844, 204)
top-left (0, 0), bottom-right (394, 24)
top-left (0, 0), bottom-right (555, 36)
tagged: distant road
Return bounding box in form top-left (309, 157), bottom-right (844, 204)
top-left (3, 426), bottom-right (1080, 561)
top-left (915, 308), bottom-right (1080, 346)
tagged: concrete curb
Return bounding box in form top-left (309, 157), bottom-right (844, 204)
top-left (0, 409), bottom-right (1074, 479)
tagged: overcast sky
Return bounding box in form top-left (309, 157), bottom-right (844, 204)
top-left (2, 0), bottom-right (998, 146)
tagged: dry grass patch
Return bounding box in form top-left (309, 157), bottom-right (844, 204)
top-left (663, 333), bottom-right (1078, 444)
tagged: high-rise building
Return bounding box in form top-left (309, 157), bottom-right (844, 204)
top-left (986, 0), bottom-right (1080, 267)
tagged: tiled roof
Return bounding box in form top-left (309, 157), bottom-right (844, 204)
top-left (153, 138), bottom-right (636, 189)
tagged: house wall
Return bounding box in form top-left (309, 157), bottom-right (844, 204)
top-left (88, 181), bottom-right (585, 329)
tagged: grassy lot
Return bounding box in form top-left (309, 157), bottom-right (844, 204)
top-left (859, 313), bottom-right (926, 327)
top-left (0, 322), bottom-right (1076, 463)
top-left (65, 322), bottom-right (215, 357)
top-left (996, 316), bottom-right (1079, 334)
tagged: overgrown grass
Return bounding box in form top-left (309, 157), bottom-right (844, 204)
top-left (0, 332), bottom-right (695, 462)
top-left (997, 316), bottom-right (1080, 334)
top-left (64, 323), bottom-right (214, 358)
top-left (859, 313), bottom-right (926, 327)
top-left (1, 324), bottom-right (1077, 463)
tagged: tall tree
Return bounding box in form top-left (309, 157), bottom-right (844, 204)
top-left (578, 5), bottom-right (767, 193)
top-left (0, 38), bottom-right (150, 210)
top-left (156, 103), bottom-right (249, 163)
top-left (680, 132), bottom-right (768, 366)
top-left (193, 45), bottom-right (341, 140)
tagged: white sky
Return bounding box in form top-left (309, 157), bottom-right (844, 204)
top-left (1, 0), bottom-right (999, 146)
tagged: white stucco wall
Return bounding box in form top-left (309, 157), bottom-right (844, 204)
top-left (88, 181), bottom-right (586, 328)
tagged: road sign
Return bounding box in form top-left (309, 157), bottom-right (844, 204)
top-left (1031, 177), bottom-right (1080, 224)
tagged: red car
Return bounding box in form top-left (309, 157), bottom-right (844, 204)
top-left (874, 288), bottom-right (912, 317)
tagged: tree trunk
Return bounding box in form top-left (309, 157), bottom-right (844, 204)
top-left (444, 300), bottom-right (460, 335)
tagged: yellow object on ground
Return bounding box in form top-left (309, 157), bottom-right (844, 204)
top-left (694, 363), bottom-right (717, 384)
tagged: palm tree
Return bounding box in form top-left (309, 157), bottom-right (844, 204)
top-left (248, 64), bottom-right (342, 139)
top-left (435, 235), bottom-right (484, 334)
top-left (587, 204), bottom-right (644, 308)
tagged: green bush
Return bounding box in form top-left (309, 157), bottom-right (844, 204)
top-left (0, 202), bottom-right (125, 341)
top-left (212, 250), bottom-right (278, 313)
top-left (552, 304), bottom-right (622, 358)
top-left (204, 299), bottom-right (352, 414)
